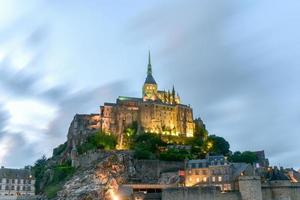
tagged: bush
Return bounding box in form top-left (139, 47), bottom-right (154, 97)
top-left (159, 148), bottom-right (191, 161)
top-left (134, 145), bottom-right (154, 159)
top-left (53, 142), bottom-right (67, 157)
top-left (133, 133), bottom-right (166, 152)
top-left (52, 164), bottom-right (75, 184)
top-left (228, 151), bottom-right (258, 164)
top-left (78, 131), bottom-right (117, 154)
top-left (44, 184), bottom-right (61, 199)
top-left (204, 135), bottom-right (230, 156)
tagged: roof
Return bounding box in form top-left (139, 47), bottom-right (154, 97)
top-left (104, 103), bottom-right (117, 106)
top-left (144, 74), bottom-right (157, 85)
top-left (118, 96), bottom-right (143, 102)
top-left (0, 168), bottom-right (33, 179)
top-left (231, 163), bottom-right (251, 180)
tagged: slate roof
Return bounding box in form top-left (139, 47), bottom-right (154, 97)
top-left (0, 168), bottom-right (32, 179)
top-left (144, 74), bottom-right (157, 85)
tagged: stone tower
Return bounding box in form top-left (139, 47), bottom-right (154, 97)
top-left (238, 176), bottom-right (263, 200)
top-left (143, 51), bottom-right (158, 101)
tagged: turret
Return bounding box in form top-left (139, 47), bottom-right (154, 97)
top-left (172, 85), bottom-right (176, 104)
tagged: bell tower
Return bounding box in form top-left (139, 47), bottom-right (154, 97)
top-left (143, 51), bottom-right (158, 101)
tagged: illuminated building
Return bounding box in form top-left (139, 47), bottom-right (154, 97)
top-left (184, 156), bottom-right (254, 191)
top-left (100, 52), bottom-right (195, 141)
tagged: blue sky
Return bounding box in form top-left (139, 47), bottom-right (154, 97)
top-left (0, 0), bottom-right (299, 169)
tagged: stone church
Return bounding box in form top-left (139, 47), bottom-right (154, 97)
top-left (100, 52), bottom-right (195, 138)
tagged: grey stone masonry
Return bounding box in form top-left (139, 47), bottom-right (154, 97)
top-left (238, 176), bottom-right (262, 200)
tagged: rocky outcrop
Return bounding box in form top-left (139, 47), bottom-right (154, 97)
top-left (56, 152), bottom-right (133, 200)
top-left (54, 150), bottom-right (183, 200)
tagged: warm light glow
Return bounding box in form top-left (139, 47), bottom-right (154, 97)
top-left (207, 142), bottom-right (213, 150)
top-left (109, 190), bottom-right (120, 200)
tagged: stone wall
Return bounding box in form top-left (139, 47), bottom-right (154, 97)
top-left (239, 176), bottom-right (262, 200)
top-left (162, 177), bottom-right (300, 200)
top-left (262, 181), bottom-right (300, 200)
top-left (162, 187), bottom-right (241, 200)
top-left (132, 160), bottom-right (184, 183)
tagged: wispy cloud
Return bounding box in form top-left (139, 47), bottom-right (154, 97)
top-left (0, 0), bottom-right (299, 169)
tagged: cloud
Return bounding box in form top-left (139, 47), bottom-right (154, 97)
top-left (128, 0), bottom-right (300, 168)
top-left (43, 81), bottom-right (129, 153)
top-left (0, 0), bottom-right (299, 170)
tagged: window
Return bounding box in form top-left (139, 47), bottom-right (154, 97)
top-left (17, 179), bottom-right (21, 184)
top-left (212, 177), bottom-right (216, 182)
top-left (17, 186), bottom-right (20, 191)
top-left (203, 177), bottom-right (207, 182)
top-left (6, 179), bottom-right (9, 184)
top-left (11, 186), bottom-right (14, 190)
top-left (196, 178), bottom-right (200, 182)
top-left (22, 186), bottom-right (25, 191)
top-left (218, 176), bottom-right (222, 182)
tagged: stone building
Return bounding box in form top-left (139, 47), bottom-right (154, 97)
top-left (185, 155), bottom-right (254, 191)
top-left (0, 167), bottom-right (35, 197)
top-left (100, 52), bottom-right (195, 141)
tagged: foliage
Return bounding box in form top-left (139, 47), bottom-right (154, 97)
top-left (159, 148), bottom-right (191, 161)
top-left (194, 119), bottom-right (208, 141)
top-left (53, 142), bottom-right (67, 157)
top-left (44, 184), bottom-right (62, 199)
top-left (32, 155), bottom-right (75, 198)
top-left (132, 133), bottom-right (166, 159)
top-left (123, 121), bottom-right (138, 149)
top-left (133, 144), bottom-right (155, 159)
top-left (134, 133), bottom-right (166, 152)
top-left (228, 151), bottom-right (258, 164)
top-left (52, 164), bottom-right (75, 184)
top-left (32, 155), bottom-right (47, 194)
top-left (203, 135), bottom-right (230, 156)
top-left (78, 131), bottom-right (117, 154)
top-left (160, 135), bottom-right (192, 145)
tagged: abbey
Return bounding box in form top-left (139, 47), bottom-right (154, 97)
top-left (100, 52), bottom-right (195, 138)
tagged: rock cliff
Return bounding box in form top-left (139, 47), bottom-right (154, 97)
top-left (56, 152), bottom-right (133, 200)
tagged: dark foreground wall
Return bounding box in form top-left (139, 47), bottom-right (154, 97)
top-left (262, 181), bottom-right (300, 200)
top-left (162, 178), bottom-right (300, 200)
top-left (162, 187), bottom-right (241, 200)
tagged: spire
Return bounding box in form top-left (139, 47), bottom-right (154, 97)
top-left (172, 85), bottom-right (176, 96)
top-left (147, 50), bottom-right (152, 75)
top-left (144, 50), bottom-right (157, 85)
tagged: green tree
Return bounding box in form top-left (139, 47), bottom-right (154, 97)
top-left (134, 133), bottom-right (166, 153)
top-left (159, 148), bottom-right (191, 161)
top-left (77, 131), bottom-right (117, 154)
top-left (229, 151), bottom-right (258, 164)
top-left (132, 133), bottom-right (166, 159)
top-left (123, 121), bottom-right (138, 149)
top-left (204, 135), bottom-right (230, 156)
top-left (32, 155), bottom-right (47, 193)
